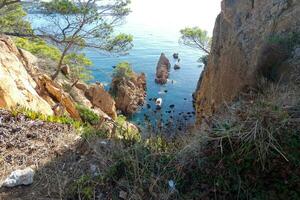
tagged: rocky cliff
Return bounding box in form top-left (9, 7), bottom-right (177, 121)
top-left (194, 0), bottom-right (300, 122)
top-left (0, 35), bottom-right (53, 115)
top-left (0, 35), bottom-right (118, 121)
top-left (111, 72), bottom-right (146, 116)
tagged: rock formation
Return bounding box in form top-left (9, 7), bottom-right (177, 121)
top-left (0, 35), bottom-right (116, 122)
top-left (155, 53), bottom-right (171, 84)
top-left (85, 83), bottom-right (117, 120)
top-left (194, 0), bottom-right (300, 122)
top-left (0, 35), bottom-right (53, 115)
top-left (111, 72), bottom-right (146, 115)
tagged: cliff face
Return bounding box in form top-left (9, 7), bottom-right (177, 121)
top-left (0, 36), bottom-right (53, 115)
top-left (194, 0), bottom-right (300, 122)
top-left (111, 72), bottom-right (146, 116)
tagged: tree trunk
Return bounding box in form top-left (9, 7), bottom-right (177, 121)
top-left (51, 47), bottom-right (69, 81)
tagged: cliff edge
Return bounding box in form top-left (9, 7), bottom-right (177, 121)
top-left (194, 0), bottom-right (300, 122)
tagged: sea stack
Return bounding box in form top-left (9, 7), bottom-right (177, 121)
top-left (155, 53), bottom-right (171, 84)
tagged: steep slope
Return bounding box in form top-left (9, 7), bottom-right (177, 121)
top-left (194, 0), bottom-right (300, 122)
top-left (0, 35), bottom-right (53, 115)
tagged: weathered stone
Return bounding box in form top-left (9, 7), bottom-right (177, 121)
top-left (111, 72), bottom-right (146, 115)
top-left (75, 82), bottom-right (89, 91)
top-left (61, 64), bottom-right (70, 76)
top-left (85, 84), bottom-right (117, 119)
top-left (2, 167), bottom-right (34, 187)
top-left (0, 35), bottom-right (53, 115)
top-left (155, 53), bottom-right (171, 84)
top-left (38, 74), bottom-right (81, 120)
top-left (194, 0), bottom-right (300, 123)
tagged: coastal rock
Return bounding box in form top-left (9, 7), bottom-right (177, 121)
top-left (173, 53), bottom-right (179, 59)
top-left (155, 53), bottom-right (171, 84)
top-left (75, 82), bottom-right (89, 91)
top-left (85, 83), bottom-right (117, 120)
top-left (0, 35), bottom-right (53, 115)
top-left (111, 72), bottom-right (146, 115)
top-left (2, 167), bottom-right (35, 188)
top-left (174, 63), bottom-right (180, 70)
top-left (61, 64), bottom-right (70, 76)
top-left (38, 75), bottom-right (81, 120)
top-left (194, 0), bottom-right (300, 123)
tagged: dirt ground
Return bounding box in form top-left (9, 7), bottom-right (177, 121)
top-left (0, 109), bottom-right (114, 200)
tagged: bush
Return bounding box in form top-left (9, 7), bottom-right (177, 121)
top-left (76, 105), bottom-right (100, 125)
top-left (10, 106), bottom-right (83, 129)
top-left (112, 61), bottom-right (133, 79)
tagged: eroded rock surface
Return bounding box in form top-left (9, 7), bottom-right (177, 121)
top-left (155, 53), bottom-right (171, 84)
top-left (111, 72), bottom-right (146, 115)
top-left (194, 0), bottom-right (300, 122)
top-left (0, 35), bottom-right (53, 115)
top-left (85, 83), bottom-right (117, 120)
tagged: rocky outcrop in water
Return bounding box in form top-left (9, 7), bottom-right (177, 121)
top-left (111, 72), bottom-right (146, 115)
top-left (194, 0), bottom-right (300, 122)
top-left (155, 53), bottom-right (171, 84)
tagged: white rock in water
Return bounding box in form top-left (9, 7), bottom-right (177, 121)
top-left (156, 98), bottom-right (162, 106)
top-left (2, 167), bottom-right (35, 187)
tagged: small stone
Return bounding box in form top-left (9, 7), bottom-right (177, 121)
top-left (2, 167), bottom-right (35, 187)
top-left (119, 191), bottom-right (127, 199)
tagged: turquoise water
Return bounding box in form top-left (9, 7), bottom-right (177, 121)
top-left (84, 21), bottom-right (204, 128)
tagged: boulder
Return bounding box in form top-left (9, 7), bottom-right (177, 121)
top-left (173, 53), bottom-right (179, 59)
top-left (155, 53), bottom-right (171, 84)
top-left (111, 73), bottom-right (146, 115)
top-left (85, 83), bottom-right (117, 120)
top-left (174, 63), bottom-right (180, 70)
top-left (38, 74), bottom-right (81, 120)
top-left (75, 82), bottom-right (89, 91)
top-left (0, 35), bottom-right (53, 115)
top-left (61, 64), bottom-right (70, 76)
top-left (1, 167), bottom-right (34, 187)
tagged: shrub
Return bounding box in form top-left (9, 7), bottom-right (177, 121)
top-left (112, 61), bottom-right (133, 80)
top-left (76, 105), bottom-right (100, 125)
top-left (10, 106), bottom-right (83, 129)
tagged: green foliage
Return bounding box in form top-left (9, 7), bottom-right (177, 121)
top-left (81, 126), bottom-right (109, 139)
top-left (0, 1), bottom-right (32, 35)
top-left (42, 0), bottom-right (82, 14)
top-left (115, 115), bottom-right (141, 144)
top-left (65, 53), bottom-right (93, 82)
top-left (112, 61), bottom-right (133, 79)
top-left (10, 106), bottom-right (83, 129)
top-left (268, 32), bottom-right (300, 53)
top-left (105, 33), bottom-right (133, 53)
top-left (15, 37), bottom-right (94, 82)
top-left (199, 54), bottom-right (209, 65)
top-left (37, 0), bottom-right (133, 80)
top-left (76, 105), bottom-right (100, 126)
top-left (180, 27), bottom-right (211, 54)
top-left (14, 37), bottom-right (61, 61)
